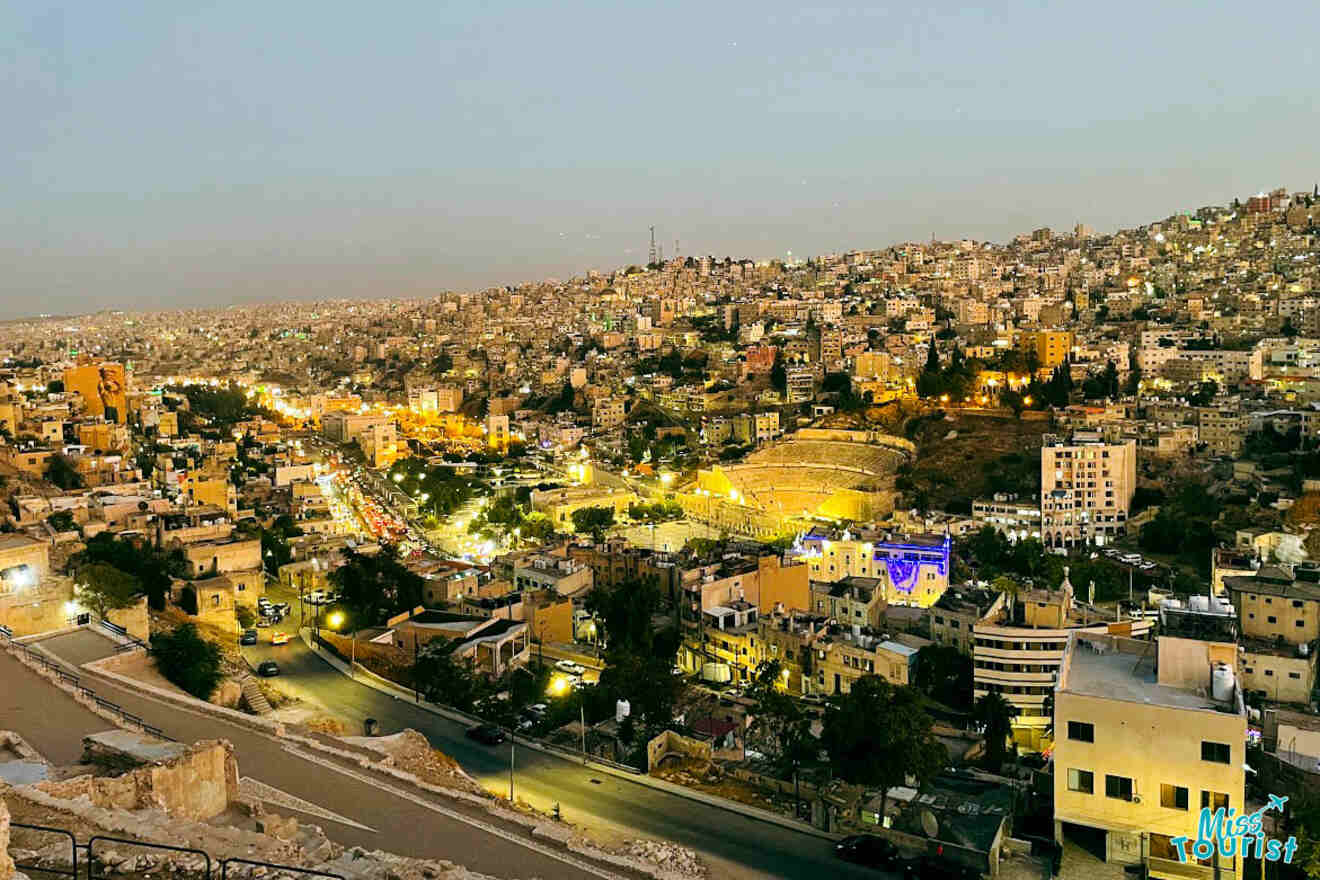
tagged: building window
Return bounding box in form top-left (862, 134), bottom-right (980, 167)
top-left (1202, 741), bottom-right (1231, 764)
top-left (1268, 616), bottom-right (1277, 624)
top-left (1161, 784), bottom-right (1189, 811)
top-left (1067, 769), bottom-right (1093, 794)
top-left (1201, 791), bottom-right (1229, 811)
top-left (1290, 672), bottom-right (1302, 680)
top-left (1105, 775), bottom-right (1134, 801)
top-left (1067, 721), bottom-right (1094, 743)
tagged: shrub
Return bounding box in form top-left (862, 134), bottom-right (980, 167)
top-left (149, 623), bottom-right (223, 700)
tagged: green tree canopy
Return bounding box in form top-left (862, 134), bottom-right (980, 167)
top-left (570, 505), bottom-right (615, 542)
top-left (821, 676), bottom-right (947, 814)
top-left (74, 562), bottom-right (142, 619)
top-left (150, 623), bottom-right (223, 700)
top-left (973, 691), bottom-right (1019, 769)
top-left (330, 546), bottom-right (426, 627)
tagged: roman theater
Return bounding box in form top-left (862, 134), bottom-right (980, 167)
top-left (677, 428), bottom-right (914, 538)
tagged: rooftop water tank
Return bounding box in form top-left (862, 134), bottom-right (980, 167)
top-left (1211, 663), bottom-right (1235, 703)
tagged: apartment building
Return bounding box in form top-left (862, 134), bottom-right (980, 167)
top-left (1053, 630), bottom-right (1245, 880)
top-left (1040, 432), bottom-right (1137, 548)
top-left (973, 570), bottom-right (1153, 749)
top-left (929, 586), bottom-right (1004, 654)
top-left (1022, 330), bottom-right (1074, 369)
top-left (592, 396), bottom-right (626, 431)
top-left (808, 576), bottom-right (887, 628)
top-left (1224, 565), bottom-right (1320, 705)
top-left (1196, 407), bottom-right (1246, 457)
top-left (970, 493), bottom-right (1042, 542)
top-left (512, 554), bottom-right (593, 598)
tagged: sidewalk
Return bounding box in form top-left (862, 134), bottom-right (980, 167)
top-left (299, 629), bottom-right (840, 842)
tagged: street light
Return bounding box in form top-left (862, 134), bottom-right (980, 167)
top-left (327, 611), bottom-right (357, 675)
top-left (549, 677), bottom-right (587, 765)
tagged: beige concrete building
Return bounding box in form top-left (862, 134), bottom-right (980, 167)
top-left (1196, 407), bottom-right (1246, 457)
top-left (1054, 631), bottom-right (1245, 880)
top-left (929, 586), bottom-right (1004, 654)
top-left (592, 396), bottom-right (626, 431)
top-left (808, 576), bottom-right (887, 628)
top-left (512, 554), bottom-right (593, 597)
top-left (0, 535), bottom-right (74, 636)
top-left (973, 571), bottom-right (1153, 749)
top-left (1224, 565), bottom-right (1320, 706)
top-left (1040, 432), bottom-right (1137, 548)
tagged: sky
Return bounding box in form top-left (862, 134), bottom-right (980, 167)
top-left (3, 1), bottom-right (1319, 319)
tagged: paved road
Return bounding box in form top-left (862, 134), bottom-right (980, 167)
top-left (243, 635), bottom-right (879, 880)
top-left (0, 647), bottom-right (604, 880)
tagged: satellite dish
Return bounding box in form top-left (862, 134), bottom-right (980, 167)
top-left (920, 809), bottom-right (940, 838)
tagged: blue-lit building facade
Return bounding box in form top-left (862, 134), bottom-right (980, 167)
top-left (794, 528), bottom-right (952, 608)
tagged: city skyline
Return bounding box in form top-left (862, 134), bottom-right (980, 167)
top-left (5, 0), bottom-right (1320, 319)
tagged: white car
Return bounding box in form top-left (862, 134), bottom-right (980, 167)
top-left (555, 660), bottom-right (586, 677)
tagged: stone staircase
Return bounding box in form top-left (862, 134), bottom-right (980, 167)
top-left (240, 675), bottom-right (272, 715)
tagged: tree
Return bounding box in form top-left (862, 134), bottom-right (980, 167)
top-left (570, 505), bottom-right (615, 542)
top-left (1188, 380), bottom-right (1218, 407)
top-left (746, 660), bottom-right (814, 772)
top-left (584, 577), bottom-right (664, 655)
top-left (150, 623), bottom-right (223, 700)
top-left (45, 454), bottom-right (83, 490)
top-left (973, 692), bottom-right (1019, 770)
top-left (821, 677), bottom-right (947, 815)
top-left (770, 351), bottom-right (787, 393)
top-left (46, 510), bottom-right (76, 532)
top-left (330, 546), bottom-right (426, 627)
top-left (597, 649), bottom-right (684, 733)
top-left (74, 563), bottom-right (142, 619)
top-left (78, 533), bottom-right (183, 612)
top-left (912, 645), bottom-right (974, 711)
top-left (413, 636), bottom-right (485, 712)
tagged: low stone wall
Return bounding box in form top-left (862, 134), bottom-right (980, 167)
top-left (646, 730), bottom-right (712, 773)
top-left (0, 796), bottom-right (15, 880)
top-left (728, 766), bottom-right (820, 800)
top-left (34, 739), bottom-right (238, 822)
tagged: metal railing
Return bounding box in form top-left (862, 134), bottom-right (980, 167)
top-left (9, 823), bottom-right (78, 879)
top-left (98, 617), bottom-right (149, 653)
top-left (0, 625), bottom-right (169, 741)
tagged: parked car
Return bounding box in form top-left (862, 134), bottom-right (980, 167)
top-left (271, 632), bottom-right (290, 646)
top-left (465, 724), bottom-right (506, 745)
top-left (555, 659), bottom-right (586, 676)
top-left (239, 629), bottom-right (258, 646)
top-left (256, 660), bottom-right (280, 677)
top-left (834, 834), bottom-right (900, 869)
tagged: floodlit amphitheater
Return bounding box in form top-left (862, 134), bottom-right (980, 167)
top-left (679, 428), bottom-right (914, 537)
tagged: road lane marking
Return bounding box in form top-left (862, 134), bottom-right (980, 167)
top-left (280, 744), bottom-right (627, 880)
top-left (239, 777), bottom-right (376, 832)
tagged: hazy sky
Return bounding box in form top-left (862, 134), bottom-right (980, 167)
top-left (4, 2), bottom-right (1319, 319)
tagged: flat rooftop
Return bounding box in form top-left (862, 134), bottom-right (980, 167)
top-left (1063, 639), bottom-right (1232, 713)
